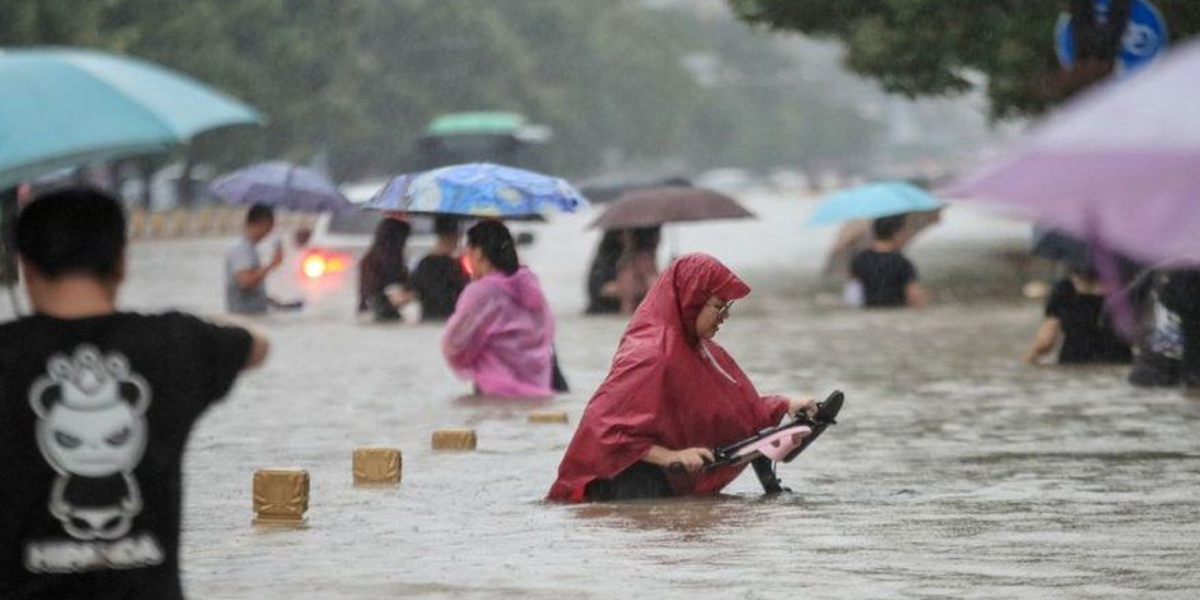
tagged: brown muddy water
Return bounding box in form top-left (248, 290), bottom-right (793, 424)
top-left (5, 193), bottom-right (1198, 599)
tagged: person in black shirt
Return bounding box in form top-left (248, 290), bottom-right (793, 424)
top-left (1157, 269), bottom-right (1200, 391)
top-left (389, 216), bottom-right (467, 322)
top-left (0, 188), bottom-right (269, 600)
top-left (1023, 269), bottom-right (1132, 365)
top-left (849, 214), bottom-right (926, 309)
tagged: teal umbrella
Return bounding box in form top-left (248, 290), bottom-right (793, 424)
top-left (0, 48), bottom-right (263, 189)
top-left (808, 181), bottom-right (942, 226)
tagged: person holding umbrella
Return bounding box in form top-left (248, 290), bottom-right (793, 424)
top-left (848, 214), bottom-right (927, 309)
top-left (615, 226), bottom-right (662, 314)
top-left (388, 215), bottom-right (468, 322)
top-left (584, 230), bottom-right (624, 315)
top-left (441, 220), bottom-right (556, 398)
top-left (225, 204), bottom-right (285, 315)
top-left (358, 217), bottom-right (411, 322)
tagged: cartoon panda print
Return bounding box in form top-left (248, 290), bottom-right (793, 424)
top-left (28, 345), bottom-right (151, 541)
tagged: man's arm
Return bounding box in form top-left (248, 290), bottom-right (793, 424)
top-left (905, 282), bottom-right (927, 309)
top-left (1023, 318), bottom-right (1061, 365)
top-left (244, 326), bottom-right (270, 369)
top-left (234, 243), bottom-right (283, 289)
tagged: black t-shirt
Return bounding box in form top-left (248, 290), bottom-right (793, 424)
top-left (0, 312), bottom-right (252, 600)
top-left (1044, 279), bottom-right (1132, 364)
top-left (406, 254), bottom-right (467, 321)
top-left (851, 249), bottom-right (917, 308)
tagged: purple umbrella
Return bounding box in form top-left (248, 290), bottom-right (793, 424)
top-left (945, 37), bottom-right (1200, 265)
top-left (588, 186), bottom-right (754, 230)
top-left (209, 161), bottom-right (352, 213)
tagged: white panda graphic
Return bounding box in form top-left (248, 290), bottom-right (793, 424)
top-left (28, 345), bottom-right (151, 541)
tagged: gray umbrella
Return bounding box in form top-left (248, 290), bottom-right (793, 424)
top-left (209, 161), bottom-right (352, 213)
top-left (588, 186), bottom-right (754, 230)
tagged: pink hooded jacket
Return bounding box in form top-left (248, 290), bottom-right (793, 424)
top-left (441, 267), bottom-right (555, 398)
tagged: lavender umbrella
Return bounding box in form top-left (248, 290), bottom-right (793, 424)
top-left (946, 38), bottom-right (1200, 265)
top-left (209, 161), bottom-right (352, 213)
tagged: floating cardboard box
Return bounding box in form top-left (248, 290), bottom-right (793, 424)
top-left (431, 429), bottom-right (477, 451)
top-left (353, 447), bottom-right (402, 485)
top-left (253, 469), bottom-right (309, 526)
top-left (528, 411), bottom-right (569, 424)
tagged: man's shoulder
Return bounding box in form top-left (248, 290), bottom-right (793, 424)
top-left (850, 249), bottom-right (872, 267)
top-left (0, 311), bottom-right (209, 349)
top-left (0, 315), bottom-right (41, 337)
top-left (106, 311), bottom-right (219, 336)
top-left (225, 237), bottom-right (254, 257)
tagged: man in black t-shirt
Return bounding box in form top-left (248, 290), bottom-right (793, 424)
top-left (0, 188), bottom-right (270, 600)
top-left (849, 214), bottom-right (926, 309)
top-left (390, 216), bottom-right (467, 321)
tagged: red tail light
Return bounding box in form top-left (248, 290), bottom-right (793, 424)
top-left (302, 250), bottom-right (350, 280)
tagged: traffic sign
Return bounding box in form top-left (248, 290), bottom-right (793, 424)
top-left (1055, 0), bottom-right (1169, 74)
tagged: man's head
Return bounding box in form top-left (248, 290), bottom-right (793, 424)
top-left (16, 187), bottom-right (127, 287)
top-left (872, 213), bottom-right (908, 242)
top-left (434, 215), bottom-right (461, 244)
top-left (245, 203), bottom-right (275, 242)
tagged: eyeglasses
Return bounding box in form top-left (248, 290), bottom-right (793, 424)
top-left (716, 301), bottom-right (733, 319)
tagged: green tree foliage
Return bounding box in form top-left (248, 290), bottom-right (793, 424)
top-left (729, 0), bottom-right (1200, 120)
top-left (0, 0), bottom-right (884, 179)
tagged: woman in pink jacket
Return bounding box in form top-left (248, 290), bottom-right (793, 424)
top-left (441, 220), bottom-right (555, 398)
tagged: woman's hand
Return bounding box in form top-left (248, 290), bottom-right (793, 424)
top-left (788, 397), bottom-right (818, 420)
top-left (644, 445), bottom-right (713, 473)
top-left (670, 447), bottom-right (715, 474)
top-left (385, 285), bottom-right (412, 308)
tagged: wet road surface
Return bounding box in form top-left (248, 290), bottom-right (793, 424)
top-left (7, 192), bottom-right (1198, 599)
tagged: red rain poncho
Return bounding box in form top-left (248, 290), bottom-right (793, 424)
top-left (547, 254), bottom-right (789, 502)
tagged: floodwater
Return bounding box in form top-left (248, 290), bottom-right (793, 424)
top-left (10, 192), bottom-right (1200, 598)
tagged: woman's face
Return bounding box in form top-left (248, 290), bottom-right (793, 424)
top-left (465, 245), bottom-right (486, 279)
top-left (694, 295), bottom-right (732, 340)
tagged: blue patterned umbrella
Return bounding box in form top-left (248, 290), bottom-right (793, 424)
top-left (363, 163), bottom-right (588, 219)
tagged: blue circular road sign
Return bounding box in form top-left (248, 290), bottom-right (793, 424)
top-left (1055, 0), bottom-right (1169, 74)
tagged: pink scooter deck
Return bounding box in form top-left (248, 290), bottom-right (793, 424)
top-left (727, 423), bottom-right (813, 462)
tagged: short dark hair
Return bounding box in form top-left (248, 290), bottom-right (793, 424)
top-left (467, 220), bottom-right (519, 275)
top-left (246, 203), bottom-right (275, 225)
top-left (434, 215), bottom-right (460, 237)
top-left (16, 187), bottom-right (126, 280)
top-left (873, 214), bottom-right (907, 241)
top-left (629, 226), bottom-right (661, 252)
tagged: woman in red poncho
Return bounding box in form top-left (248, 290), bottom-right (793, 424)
top-left (548, 253), bottom-right (817, 502)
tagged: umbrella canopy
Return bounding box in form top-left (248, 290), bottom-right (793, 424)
top-left (576, 172), bottom-right (692, 204)
top-left (588, 186), bottom-right (753, 230)
top-left (946, 38), bottom-right (1200, 264)
top-left (209, 161), bottom-right (352, 213)
top-left (0, 48), bottom-right (263, 190)
top-left (1031, 226), bottom-right (1145, 278)
top-left (807, 182), bottom-right (942, 226)
top-left (362, 163), bottom-right (587, 219)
